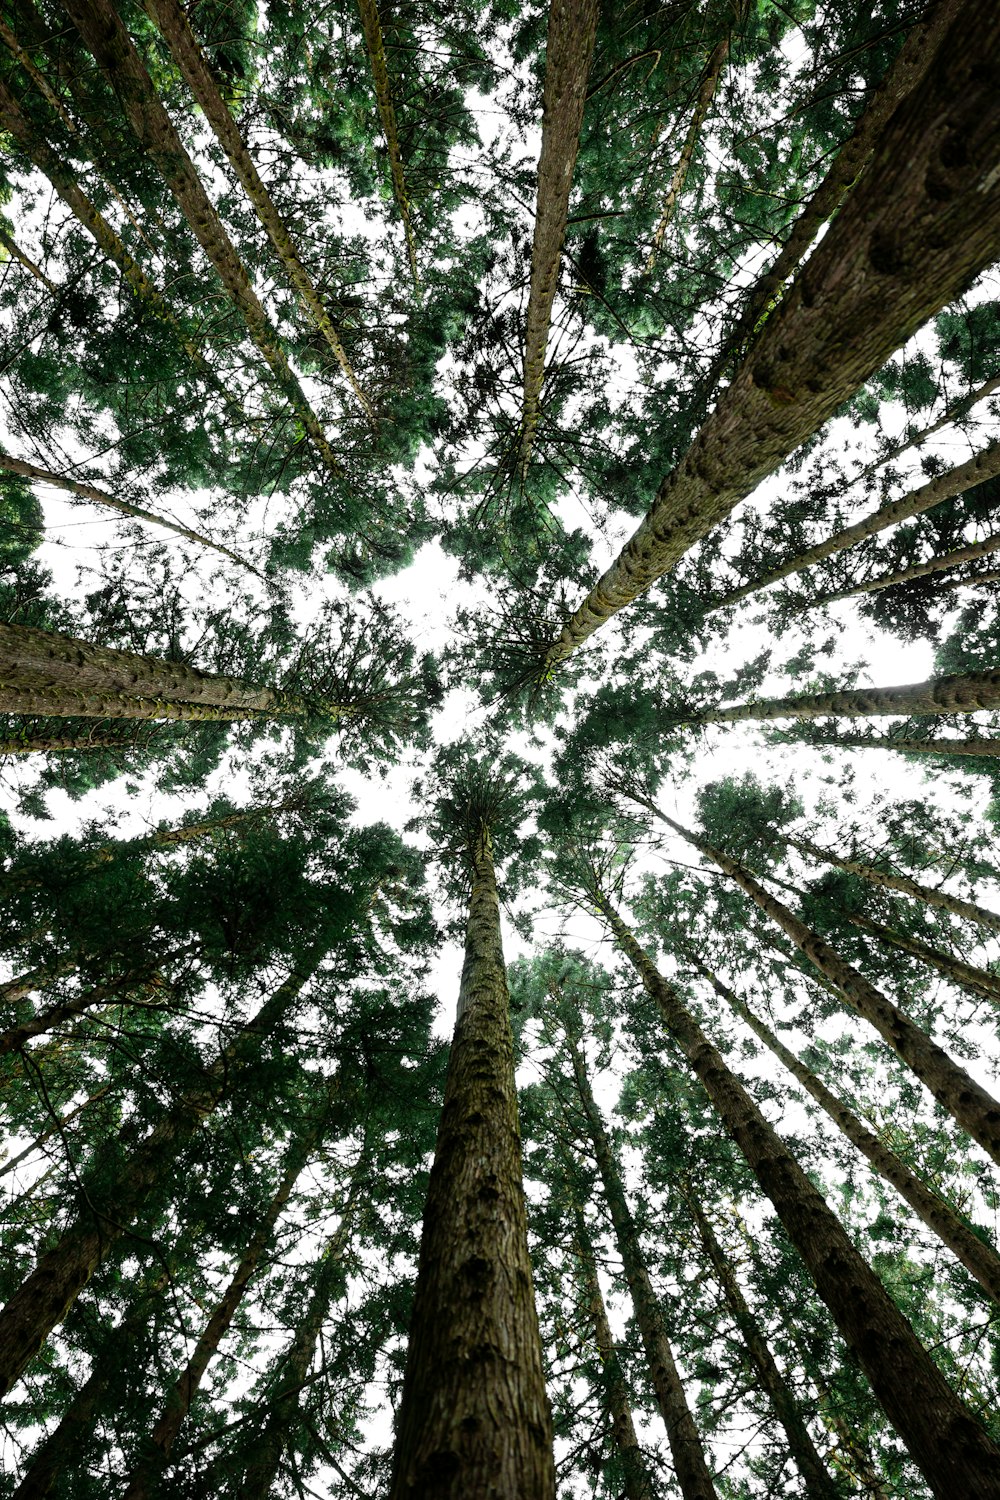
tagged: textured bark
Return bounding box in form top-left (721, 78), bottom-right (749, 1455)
top-left (356, 0), bottom-right (419, 291)
top-left (0, 958), bottom-right (76, 1007)
top-left (572, 1206), bottom-right (654, 1500)
top-left (787, 833), bottom-right (1000, 936)
top-left (143, 0), bottom-right (373, 423)
top-left (852, 912), bottom-right (1000, 1007)
top-left (0, 726), bottom-right (156, 755)
top-left (654, 810), bottom-right (1000, 1168)
top-left (59, 0), bottom-right (341, 474)
top-left (518, 0), bottom-right (599, 470)
top-left (940, 563), bottom-right (1000, 590)
top-left (684, 1197), bottom-right (840, 1498)
top-left (696, 668), bottom-right (1000, 726)
top-left (589, 886), bottom-right (1000, 1499)
top-left (0, 76), bottom-right (223, 393)
top-left (388, 830), bottom-right (554, 1500)
top-left (238, 1168), bottom-right (364, 1500)
top-left (714, 438), bottom-right (1000, 611)
top-left (0, 453), bottom-right (261, 575)
top-left (0, 621), bottom-right (340, 723)
top-left (709, 0), bottom-right (963, 380)
top-left (0, 962), bottom-right (315, 1398)
top-left (698, 961), bottom-right (1000, 1306)
top-left (121, 1143), bottom-right (311, 1499)
top-left (544, 2), bottom-right (1000, 666)
top-left (645, 33), bottom-right (730, 270)
top-left (569, 1037), bottom-right (717, 1500)
top-left (803, 518), bottom-right (1000, 609)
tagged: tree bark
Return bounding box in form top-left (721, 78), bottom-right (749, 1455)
top-left (694, 668), bottom-right (1000, 726)
top-left (651, 808), bottom-right (1000, 1168)
top-left (713, 438), bottom-right (1000, 611)
top-left (543, 2), bottom-right (1000, 667)
top-left (683, 1195), bottom-right (840, 1498)
top-left (800, 518), bottom-right (1000, 610)
top-left (787, 833), bottom-right (1000, 936)
top-left (518, 0), bottom-right (599, 471)
top-left (356, 0), bottom-right (419, 291)
top-left (571, 1205), bottom-right (655, 1500)
top-left (567, 1035), bottom-right (718, 1500)
top-left (120, 1138), bottom-right (313, 1499)
top-left (142, 0), bottom-right (373, 424)
top-left (645, 32), bottom-right (731, 271)
top-left (58, 0), bottom-right (341, 475)
top-left (388, 828), bottom-right (554, 1500)
top-left (0, 972), bottom-right (160, 1056)
top-left (0, 453), bottom-right (261, 575)
top-left (0, 961), bottom-right (316, 1398)
top-left (852, 911), bottom-right (1000, 1007)
top-left (0, 957), bottom-right (76, 1007)
top-left (587, 881), bottom-right (1000, 1499)
top-left (0, 222), bottom-right (56, 292)
top-left (695, 959), bottom-right (1000, 1306)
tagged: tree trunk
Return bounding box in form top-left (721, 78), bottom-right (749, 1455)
top-left (0, 453), bottom-right (261, 575)
top-left (0, 961), bottom-right (316, 1398)
top-left (695, 667), bottom-right (1000, 726)
top-left (588, 882), bottom-right (1000, 1499)
top-left (59, 0), bottom-right (341, 476)
top-left (695, 959), bottom-right (1000, 1305)
top-left (0, 972), bottom-right (160, 1056)
top-left (714, 438), bottom-right (1000, 611)
top-left (238, 1162), bottom-right (365, 1500)
top-left (0, 222), bottom-right (56, 292)
top-left (645, 32), bottom-right (731, 271)
top-left (787, 834), bottom-right (1000, 936)
top-left (650, 808), bottom-right (1000, 1167)
top-left (851, 911), bottom-right (1000, 1007)
top-left (683, 1195), bottom-right (840, 1498)
top-left (518, 0), bottom-right (599, 471)
top-left (770, 730), bottom-right (1000, 759)
top-left (571, 1205), bottom-right (655, 1500)
top-left (0, 76), bottom-right (227, 400)
top-left (388, 828), bottom-right (554, 1500)
top-left (356, 0), bottom-right (419, 291)
top-left (567, 1035), bottom-right (718, 1500)
top-left (940, 564), bottom-right (1000, 591)
top-left (706, 0), bottom-right (962, 382)
top-left (0, 957), bottom-right (76, 1007)
top-left (804, 518), bottom-right (1000, 610)
top-left (0, 724), bottom-right (162, 756)
top-left (0, 1086), bottom-right (110, 1180)
top-left (543, 2), bottom-right (1000, 666)
top-left (121, 1138), bottom-right (313, 1499)
top-left (142, 0), bottom-right (373, 424)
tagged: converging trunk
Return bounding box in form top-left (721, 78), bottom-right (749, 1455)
top-left (851, 912), bottom-right (1000, 1008)
top-left (586, 880), bottom-right (1000, 1499)
top-left (693, 668), bottom-right (1000, 726)
top-left (567, 1036), bottom-right (718, 1500)
top-left (543, 3), bottom-right (1000, 667)
top-left (356, 0), bottom-right (419, 290)
top-left (645, 31), bottom-right (731, 271)
top-left (388, 827), bottom-right (554, 1500)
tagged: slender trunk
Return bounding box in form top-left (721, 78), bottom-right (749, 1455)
top-left (0, 958), bottom-right (76, 1007)
top-left (695, 667), bottom-right (1000, 726)
top-left (356, 0), bottom-right (419, 291)
top-left (121, 1140), bottom-right (313, 1499)
top-left (587, 881), bottom-right (1000, 1499)
top-left (239, 1166), bottom-right (364, 1500)
top-left (0, 223), bottom-right (56, 292)
top-left (940, 563), bottom-right (1000, 590)
top-left (10, 1270), bottom-right (171, 1500)
top-left (0, 1086), bottom-right (110, 1180)
top-left (142, 0), bottom-right (373, 423)
top-left (696, 959), bottom-right (1000, 1305)
top-left (571, 1205), bottom-right (655, 1500)
top-left (786, 833), bottom-right (1000, 936)
top-left (769, 730), bottom-right (1000, 759)
top-left (804, 520), bottom-right (1000, 610)
top-left (683, 1196), bottom-right (840, 1498)
top-left (0, 724), bottom-right (161, 755)
top-left (0, 960), bottom-right (316, 1398)
top-left (651, 806), bottom-right (1000, 1167)
top-left (779, 1319), bottom-right (893, 1500)
top-left (0, 620), bottom-right (343, 723)
top-left (852, 911), bottom-right (1000, 1007)
top-left (645, 33), bottom-right (730, 270)
top-left (0, 973), bottom-right (159, 1056)
top-left (59, 0), bottom-right (341, 475)
top-left (567, 1036), bottom-right (717, 1500)
top-left (713, 439), bottom-right (1000, 611)
top-left (388, 829), bottom-right (554, 1500)
top-left (707, 0), bottom-right (962, 381)
top-left (0, 77), bottom-right (227, 400)
top-left (518, 0), bottom-right (600, 471)
top-left (543, 3), bottom-right (1000, 667)
top-left (0, 453), bottom-right (262, 576)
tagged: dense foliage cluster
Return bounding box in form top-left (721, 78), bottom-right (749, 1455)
top-left (1, 0), bottom-right (1000, 1495)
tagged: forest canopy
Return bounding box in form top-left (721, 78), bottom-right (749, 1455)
top-left (1, 0), bottom-right (1000, 1496)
